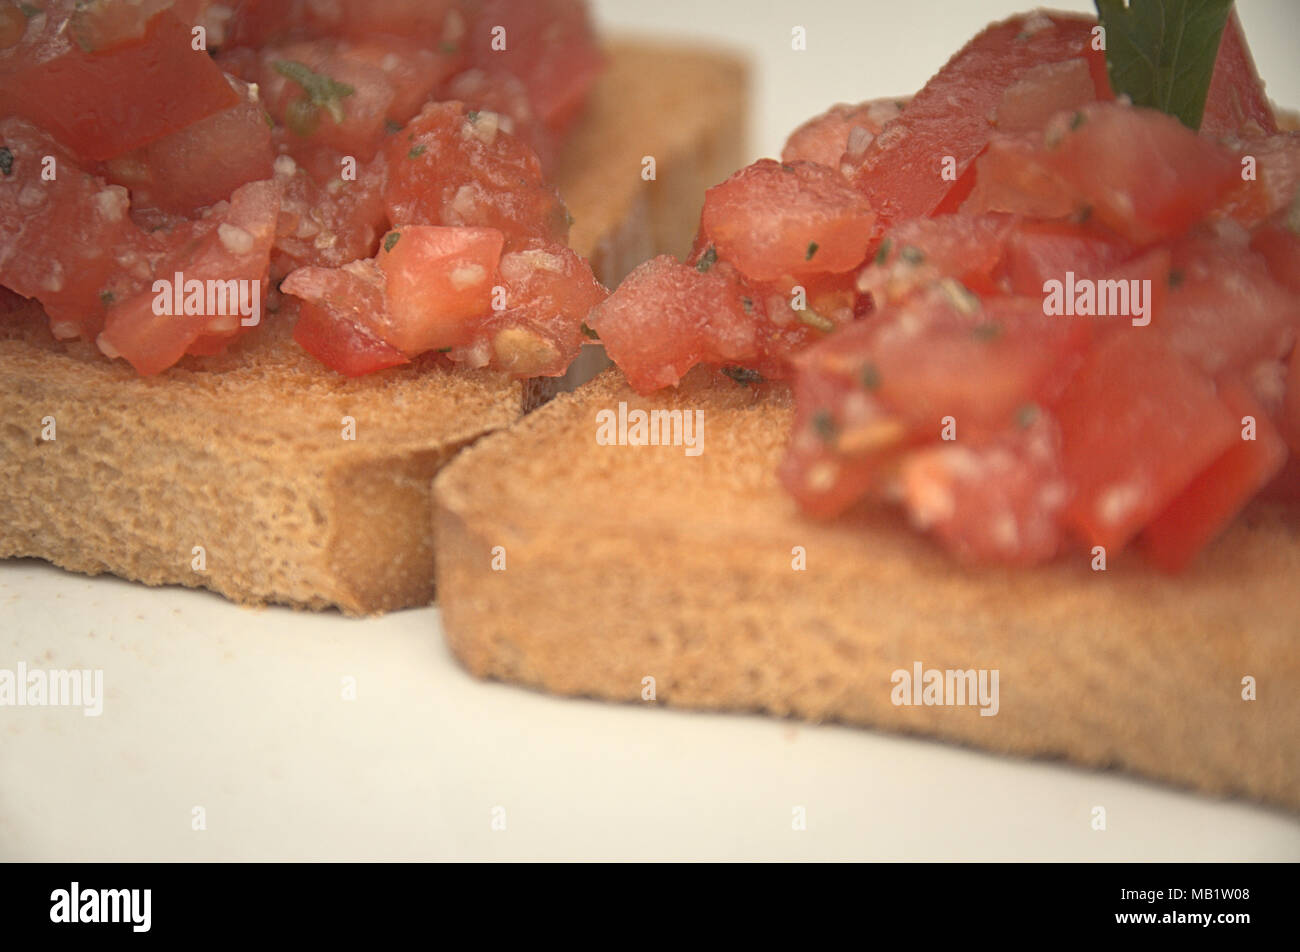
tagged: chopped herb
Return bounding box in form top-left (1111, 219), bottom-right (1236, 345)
top-left (740, 296), bottom-right (754, 314)
top-left (899, 244), bottom-right (925, 265)
top-left (0, 147), bottom-right (12, 177)
top-left (439, 41), bottom-right (458, 54)
top-left (873, 237), bottom-right (893, 265)
top-left (408, 144), bottom-right (426, 159)
top-left (1093, 0), bottom-right (1234, 131)
top-left (1168, 268), bottom-right (1185, 287)
top-left (798, 310), bottom-right (835, 333)
top-left (565, 209), bottom-right (575, 227)
top-left (972, 321), bottom-right (1003, 340)
top-left (1069, 110), bottom-right (1087, 130)
top-left (273, 60), bottom-right (355, 124)
top-left (262, 109), bottom-right (276, 129)
top-left (811, 409), bottom-right (837, 442)
top-left (435, 347), bottom-right (453, 353)
top-left (696, 245), bottom-right (717, 272)
top-left (383, 232), bottom-right (401, 252)
top-left (385, 119), bottom-right (402, 134)
top-left (781, 163), bottom-right (796, 172)
top-left (285, 98), bottom-right (320, 137)
top-left (860, 363), bottom-right (881, 390)
top-left (467, 110), bottom-right (480, 123)
top-left (581, 323), bottom-right (599, 340)
top-left (722, 366), bottom-right (764, 385)
top-left (99, 290), bottom-right (114, 308)
top-left (20, 3), bottom-right (39, 17)
top-left (1015, 403), bottom-right (1042, 429)
top-left (1075, 204), bottom-right (1093, 224)
top-left (806, 241), bottom-right (819, 261)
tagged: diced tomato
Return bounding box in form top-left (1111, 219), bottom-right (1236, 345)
top-left (700, 159), bottom-right (876, 282)
top-left (586, 255), bottom-right (759, 393)
top-left (284, 260), bottom-right (409, 377)
top-left (968, 104), bottom-right (1241, 246)
top-left (1140, 378), bottom-right (1288, 570)
top-left (66, 0), bottom-right (209, 53)
top-left (467, 0), bottom-right (601, 136)
top-left (447, 239), bottom-right (607, 377)
top-left (99, 179), bottom-right (279, 374)
top-left (0, 7), bottom-right (238, 161)
top-left (1218, 132), bottom-right (1300, 229)
top-left (997, 219), bottom-right (1134, 296)
top-left (383, 101), bottom-right (568, 244)
top-left (859, 213), bottom-right (1016, 304)
top-left (1158, 236), bottom-right (1299, 376)
top-left (222, 0), bottom-right (465, 49)
top-left (104, 75), bottom-right (273, 215)
top-left (846, 12), bottom-right (1102, 228)
top-left (244, 38), bottom-right (445, 163)
top-left (1283, 344), bottom-right (1300, 455)
top-left (440, 68), bottom-right (556, 172)
top-left (0, 117), bottom-right (141, 337)
top-left (1054, 333), bottom-right (1240, 552)
top-left (1200, 10), bottom-right (1277, 140)
top-left (781, 98), bottom-right (903, 171)
top-left (994, 58), bottom-right (1096, 133)
top-left (270, 149), bottom-right (388, 278)
top-left (899, 413), bottom-right (1067, 564)
top-left (374, 225), bottom-right (503, 354)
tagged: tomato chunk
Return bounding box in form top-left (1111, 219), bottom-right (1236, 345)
top-left (375, 225), bottom-right (504, 354)
top-left (1, 8), bottom-right (238, 161)
top-left (1200, 10), bottom-right (1277, 139)
top-left (383, 101), bottom-right (568, 244)
top-left (286, 260), bottom-right (410, 377)
top-left (846, 12), bottom-right (1101, 228)
top-left (1140, 378), bottom-right (1288, 570)
top-left (1054, 333), bottom-right (1240, 552)
top-left (781, 98), bottom-right (903, 172)
top-left (586, 255), bottom-right (759, 393)
top-left (100, 179), bottom-right (280, 374)
top-left (700, 159), bottom-right (876, 282)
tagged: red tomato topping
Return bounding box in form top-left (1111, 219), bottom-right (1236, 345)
top-left (383, 101), bottom-right (569, 245)
top-left (1140, 378), bottom-right (1287, 570)
top-left (781, 98), bottom-right (903, 172)
top-left (376, 225), bottom-right (504, 354)
top-left (283, 260), bottom-right (409, 377)
top-left (1, 5), bottom-right (238, 161)
top-left (587, 255), bottom-right (759, 393)
top-left (700, 160), bottom-right (876, 282)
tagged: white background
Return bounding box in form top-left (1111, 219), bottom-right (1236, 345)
top-left (2, 0), bottom-right (1298, 861)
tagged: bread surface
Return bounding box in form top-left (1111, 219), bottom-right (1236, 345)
top-left (434, 368), bottom-right (1300, 810)
top-left (0, 41), bottom-right (750, 613)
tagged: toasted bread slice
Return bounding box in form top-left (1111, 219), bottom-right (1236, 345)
top-left (433, 368), bottom-right (1300, 811)
top-left (0, 41), bottom-right (749, 614)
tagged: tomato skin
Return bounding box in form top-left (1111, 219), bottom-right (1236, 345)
top-left (383, 101), bottom-right (568, 245)
top-left (1054, 333), bottom-right (1240, 552)
top-left (846, 12), bottom-right (1101, 228)
top-left (375, 225), bottom-right (504, 354)
top-left (700, 159), bottom-right (876, 282)
top-left (998, 220), bottom-right (1134, 296)
top-left (1140, 378), bottom-right (1288, 571)
top-left (1, 9), bottom-right (239, 161)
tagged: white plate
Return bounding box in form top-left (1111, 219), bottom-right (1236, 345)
top-left (4, 0), bottom-right (1299, 861)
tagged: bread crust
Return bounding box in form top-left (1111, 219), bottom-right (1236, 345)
top-left (433, 368), bottom-right (1300, 810)
top-left (0, 41), bottom-right (750, 613)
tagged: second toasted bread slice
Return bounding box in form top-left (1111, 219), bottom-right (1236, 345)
top-left (433, 368), bottom-right (1300, 811)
